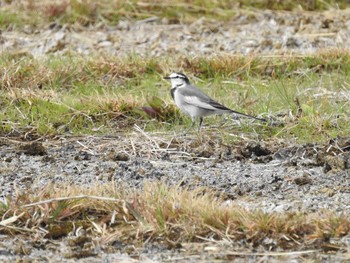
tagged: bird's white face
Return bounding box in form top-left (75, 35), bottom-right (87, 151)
top-left (164, 73), bottom-right (189, 88)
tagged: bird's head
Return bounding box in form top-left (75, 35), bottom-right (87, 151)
top-left (164, 72), bottom-right (190, 88)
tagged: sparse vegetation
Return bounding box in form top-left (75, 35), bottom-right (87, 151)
top-left (1, 182), bottom-right (349, 248)
top-left (1, 51), bottom-right (350, 142)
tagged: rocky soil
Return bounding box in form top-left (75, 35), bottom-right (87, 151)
top-left (1, 131), bottom-right (350, 262)
top-left (2, 9), bottom-right (350, 57)
top-left (1, 133), bottom-right (350, 215)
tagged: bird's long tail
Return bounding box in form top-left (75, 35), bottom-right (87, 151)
top-left (229, 110), bottom-right (267, 122)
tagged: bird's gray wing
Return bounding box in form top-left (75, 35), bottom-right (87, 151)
top-left (179, 85), bottom-right (266, 121)
top-left (179, 85), bottom-right (231, 111)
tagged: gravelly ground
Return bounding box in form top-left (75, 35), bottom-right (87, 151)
top-left (2, 9), bottom-right (350, 57)
top-left (1, 133), bottom-right (350, 214)
top-left (1, 132), bottom-right (350, 262)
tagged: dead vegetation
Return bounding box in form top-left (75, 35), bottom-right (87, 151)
top-left (1, 182), bottom-right (349, 252)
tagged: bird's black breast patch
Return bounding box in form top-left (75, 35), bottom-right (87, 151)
top-left (170, 88), bottom-right (176, 100)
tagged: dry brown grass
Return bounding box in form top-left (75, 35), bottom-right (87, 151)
top-left (1, 182), bottom-right (349, 249)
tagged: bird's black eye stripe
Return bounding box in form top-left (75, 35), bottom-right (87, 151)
top-left (168, 75), bottom-right (186, 79)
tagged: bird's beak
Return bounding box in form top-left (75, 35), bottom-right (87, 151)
top-left (163, 76), bottom-right (171, 80)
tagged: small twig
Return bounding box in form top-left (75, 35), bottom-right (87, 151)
top-left (0, 212), bottom-right (25, 226)
top-left (130, 138), bottom-right (136, 156)
top-left (195, 235), bottom-right (217, 243)
top-left (165, 135), bottom-right (175, 150)
top-left (24, 127), bottom-right (36, 140)
top-left (76, 140), bottom-right (96, 155)
top-left (23, 195), bottom-right (123, 208)
top-left (133, 124), bottom-right (159, 150)
top-left (217, 250), bottom-right (320, 257)
top-left (180, 155), bottom-right (216, 160)
top-left (152, 148), bottom-right (191, 156)
top-left (294, 97), bottom-right (303, 118)
top-left (0, 224), bottom-right (38, 233)
top-left (14, 106), bottom-right (27, 119)
top-left (162, 255), bottom-right (201, 262)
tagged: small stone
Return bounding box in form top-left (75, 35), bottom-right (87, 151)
top-left (114, 153), bottom-right (129, 162)
top-left (294, 176), bottom-right (312, 186)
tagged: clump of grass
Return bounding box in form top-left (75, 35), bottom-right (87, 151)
top-left (1, 182), bottom-right (349, 249)
top-left (0, 54), bottom-right (169, 136)
top-left (182, 50), bottom-right (350, 79)
top-left (0, 54), bottom-right (165, 91)
top-left (0, 11), bottom-right (27, 29)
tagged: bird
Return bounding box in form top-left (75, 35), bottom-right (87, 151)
top-left (164, 72), bottom-right (266, 131)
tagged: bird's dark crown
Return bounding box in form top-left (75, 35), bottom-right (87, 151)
top-left (165, 72), bottom-right (190, 83)
top-left (173, 72), bottom-right (188, 79)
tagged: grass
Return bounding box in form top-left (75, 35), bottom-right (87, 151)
top-left (1, 49), bottom-right (350, 143)
top-left (1, 182), bottom-right (349, 249)
top-left (0, 0), bottom-right (349, 29)
top-left (1, 1), bottom-right (350, 258)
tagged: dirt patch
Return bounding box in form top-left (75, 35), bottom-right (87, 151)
top-left (2, 133), bottom-right (350, 212)
top-left (19, 141), bottom-right (47, 156)
top-left (1, 132), bottom-right (350, 261)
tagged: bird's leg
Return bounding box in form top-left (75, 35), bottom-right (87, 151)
top-left (182, 117), bottom-right (196, 136)
top-left (198, 117), bottom-right (203, 132)
top-left (190, 117), bottom-right (196, 129)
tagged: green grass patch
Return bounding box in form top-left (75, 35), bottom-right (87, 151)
top-left (0, 11), bottom-right (25, 28)
top-left (1, 50), bottom-right (350, 143)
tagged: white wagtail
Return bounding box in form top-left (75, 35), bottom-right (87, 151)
top-left (164, 72), bottom-right (266, 130)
